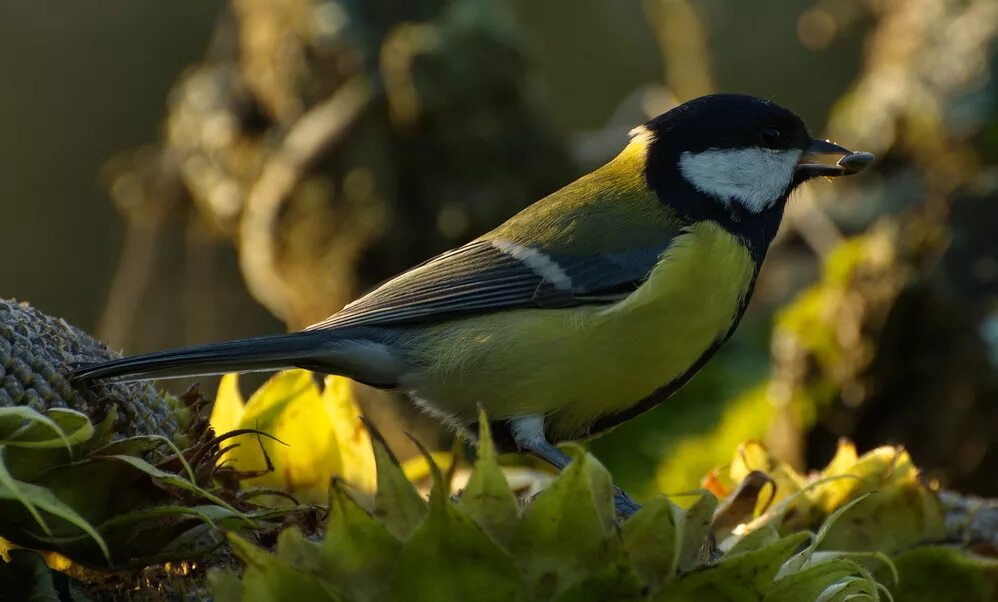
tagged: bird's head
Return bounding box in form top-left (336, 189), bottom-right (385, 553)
top-left (637, 94), bottom-right (872, 234)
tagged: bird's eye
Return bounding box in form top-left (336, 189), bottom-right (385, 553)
top-left (760, 127), bottom-right (783, 149)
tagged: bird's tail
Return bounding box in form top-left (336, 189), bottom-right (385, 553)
top-left (71, 331), bottom-right (332, 383)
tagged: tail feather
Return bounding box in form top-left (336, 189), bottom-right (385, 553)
top-left (71, 332), bottom-right (329, 383)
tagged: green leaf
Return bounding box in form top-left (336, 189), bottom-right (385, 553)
top-left (815, 492), bottom-right (875, 549)
top-left (94, 454), bottom-right (245, 518)
top-left (509, 446), bottom-right (616, 600)
top-left (372, 437), bottom-right (427, 540)
top-left (92, 435), bottom-right (171, 459)
top-left (95, 433), bottom-right (197, 484)
top-left (3, 409), bottom-right (93, 450)
top-left (621, 496), bottom-right (683, 590)
top-left (780, 492), bottom-right (874, 577)
top-left (387, 442), bottom-right (525, 602)
top-left (0, 453), bottom-right (109, 561)
top-left (459, 411), bottom-right (519, 548)
top-left (809, 551), bottom-right (897, 587)
top-left (277, 526), bottom-right (324, 574)
top-left (207, 569), bottom-right (244, 602)
top-left (322, 480), bottom-right (403, 602)
top-left (552, 561), bottom-right (646, 602)
top-left (801, 447), bottom-right (944, 555)
top-left (676, 491), bottom-right (719, 573)
top-left (93, 503), bottom-right (249, 534)
top-left (887, 546), bottom-right (998, 601)
top-left (228, 533), bottom-right (340, 602)
top-left (0, 445), bottom-right (50, 534)
top-left (656, 532), bottom-right (810, 601)
top-left (766, 558), bottom-right (877, 602)
top-left (814, 575), bottom-right (879, 601)
top-left (78, 407), bottom-right (119, 456)
top-left (0, 548), bottom-right (93, 601)
top-left (0, 407), bottom-right (73, 451)
top-left (726, 524), bottom-right (783, 557)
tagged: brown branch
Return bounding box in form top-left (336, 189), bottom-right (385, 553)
top-left (238, 75), bottom-right (377, 325)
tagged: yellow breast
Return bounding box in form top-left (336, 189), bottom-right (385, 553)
top-left (403, 220), bottom-right (758, 440)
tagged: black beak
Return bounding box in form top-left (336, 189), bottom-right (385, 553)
top-left (796, 138), bottom-right (875, 178)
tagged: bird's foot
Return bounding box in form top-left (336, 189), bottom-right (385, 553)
top-left (613, 485), bottom-right (641, 518)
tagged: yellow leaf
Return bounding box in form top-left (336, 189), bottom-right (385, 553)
top-left (729, 440), bottom-right (805, 509)
top-left (212, 370), bottom-right (377, 504)
top-left (209, 374), bottom-right (245, 443)
top-left (323, 376), bottom-right (376, 493)
top-left (401, 452), bottom-right (455, 484)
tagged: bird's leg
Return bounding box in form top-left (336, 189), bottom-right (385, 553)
top-left (509, 415), bottom-right (642, 518)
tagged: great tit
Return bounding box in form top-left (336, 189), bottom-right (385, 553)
top-left (74, 94), bottom-right (873, 515)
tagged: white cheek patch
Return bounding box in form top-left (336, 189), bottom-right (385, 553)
top-left (679, 147), bottom-right (802, 213)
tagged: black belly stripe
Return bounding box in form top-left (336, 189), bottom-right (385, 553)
top-left (579, 269), bottom-right (761, 439)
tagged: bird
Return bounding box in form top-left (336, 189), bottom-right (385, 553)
top-left (73, 94), bottom-right (873, 515)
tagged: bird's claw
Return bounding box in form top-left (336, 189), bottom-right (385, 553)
top-left (613, 485), bottom-right (642, 518)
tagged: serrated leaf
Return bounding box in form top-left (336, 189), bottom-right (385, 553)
top-left (886, 546), bottom-right (998, 601)
top-left (816, 453), bottom-right (944, 554)
top-left (822, 440), bottom-right (859, 479)
top-left (814, 492), bottom-right (876, 550)
top-left (322, 480), bottom-right (402, 602)
top-left (207, 569), bottom-right (244, 602)
top-left (656, 532), bottom-right (810, 601)
top-left (621, 496), bottom-right (683, 590)
top-left (552, 561), bottom-right (645, 602)
top-left (276, 526), bottom-right (323, 574)
top-left (387, 443), bottom-right (525, 602)
top-left (509, 446), bottom-right (616, 600)
top-left (777, 492), bottom-right (874, 578)
top-left (372, 437), bottom-right (427, 540)
top-left (228, 533), bottom-right (340, 602)
top-left (459, 412), bottom-right (519, 548)
top-left (676, 491), bottom-right (718, 573)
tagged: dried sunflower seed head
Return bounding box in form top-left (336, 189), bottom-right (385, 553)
top-left (0, 299), bottom-right (181, 439)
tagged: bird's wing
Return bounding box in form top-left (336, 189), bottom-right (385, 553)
top-left (306, 237), bottom-right (675, 331)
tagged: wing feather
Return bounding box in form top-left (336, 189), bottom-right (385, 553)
top-left (307, 237), bottom-right (676, 331)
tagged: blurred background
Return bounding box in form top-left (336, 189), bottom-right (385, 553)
top-left (2, 0), bottom-right (996, 499)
